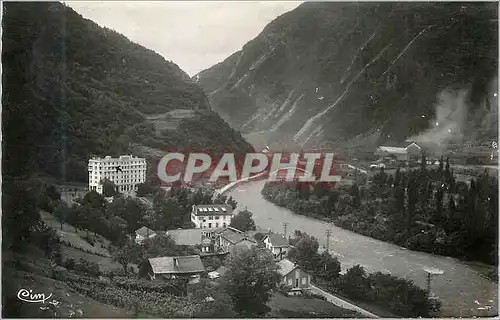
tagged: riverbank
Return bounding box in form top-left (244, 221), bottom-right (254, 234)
top-left (260, 170), bottom-right (498, 264)
top-left (227, 179), bottom-right (497, 317)
top-left (261, 184), bottom-right (498, 283)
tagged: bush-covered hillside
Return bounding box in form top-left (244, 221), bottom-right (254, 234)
top-left (2, 2), bottom-right (254, 182)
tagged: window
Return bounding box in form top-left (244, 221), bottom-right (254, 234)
top-left (288, 279), bottom-right (293, 286)
top-left (216, 223), bottom-right (219, 228)
top-left (301, 277), bottom-right (307, 285)
top-left (208, 223), bottom-right (212, 228)
top-left (295, 279), bottom-right (299, 287)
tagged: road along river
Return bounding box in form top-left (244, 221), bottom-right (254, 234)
top-left (226, 179), bottom-right (498, 317)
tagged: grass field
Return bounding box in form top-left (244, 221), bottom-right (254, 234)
top-left (267, 292), bottom-right (361, 318)
top-left (40, 211), bottom-right (111, 257)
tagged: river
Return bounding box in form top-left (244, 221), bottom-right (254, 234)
top-left (227, 180), bottom-right (498, 317)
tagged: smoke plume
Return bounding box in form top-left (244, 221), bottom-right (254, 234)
top-left (409, 77), bottom-right (498, 154)
top-left (409, 90), bottom-right (468, 151)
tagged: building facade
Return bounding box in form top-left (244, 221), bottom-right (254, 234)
top-left (277, 259), bottom-right (312, 294)
top-left (263, 234), bottom-right (291, 261)
top-left (191, 204), bottom-right (234, 229)
top-left (88, 155), bottom-right (147, 194)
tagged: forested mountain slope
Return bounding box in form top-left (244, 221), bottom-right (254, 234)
top-left (196, 2), bottom-right (498, 151)
top-left (2, 2), bottom-right (254, 182)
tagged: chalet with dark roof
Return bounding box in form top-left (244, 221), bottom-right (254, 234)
top-left (142, 255), bottom-right (205, 281)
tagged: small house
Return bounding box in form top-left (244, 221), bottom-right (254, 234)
top-left (263, 233), bottom-right (291, 261)
top-left (215, 227), bottom-right (257, 253)
top-left (405, 142), bottom-right (422, 158)
top-left (277, 259), bottom-right (312, 295)
top-left (135, 226), bottom-right (157, 244)
top-left (375, 146), bottom-right (408, 162)
top-left (142, 255), bottom-right (205, 282)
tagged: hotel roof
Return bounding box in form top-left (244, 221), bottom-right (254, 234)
top-left (192, 204), bottom-right (233, 216)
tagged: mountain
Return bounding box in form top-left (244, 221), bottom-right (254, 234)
top-left (196, 2), bottom-right (498, 153)
top-left (2, 2), bottom-right (254, 182)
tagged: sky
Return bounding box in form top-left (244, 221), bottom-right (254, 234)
top-left (66, 1), bottom-right (302, 76)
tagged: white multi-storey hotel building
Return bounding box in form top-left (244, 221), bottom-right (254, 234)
top-left (191, 204), bottom-right (234, 229)
top-left (88, 155), bottom-right (147, 194)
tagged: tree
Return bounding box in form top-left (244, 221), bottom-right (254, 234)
top-left (226, 196), bottom-right (238, 210)
top-left (221, 246), bottom-right (280, 317)
top-left (393, 185), bottom-right (406, 213)
top-left (80, 190), bottom-right (106, 210)
top-left (349, 184), bottom-right (361, 208)
top-left (444, 157), bottom-right (451, 182)
top-left (107, 197), bottom-right (147, 233)
top-left (420, 153), bottom-right (427, 172)
top-left (136, 182), bottom-right (156, 197)
top-left (394, 167), bottom-right (402, 187)
top-left (190, 280), bottom-right (238, 318)
top-left (229, 209), bottom-right (256, 232)
top-left (438, 156), bottom-right (444, 176)
top-left (34, 223), bottom-right (62, 263)
top-left (152, 198), bottom-right (185, 231)
top-left (111, 240), bottom-right (144, 274)
top-left (44, 185), bottom-right (61, 201)
top-left (54, 201), bottom-right (70, 230)
top-left (144, 234), bottom-right (197, 258)
top-left (2, 181), bottom-right (41, 250)
top-left (288, 232), bottom-right (321, 272)
top-left (102, 179), bottom-right (118, 197)
top-left (317, 251), bottom-right (341, 281)
top-left (447, 195), bottom-right (456, 217)
top-left (338, 265), bottom-right (370, 299)
top-left (202, 256), bottom-right (222, 272)
top-left (434, 186), bottom-right (444, 221)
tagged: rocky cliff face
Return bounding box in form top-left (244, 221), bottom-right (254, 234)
top-left (196, 2), bottom-right (498, 152)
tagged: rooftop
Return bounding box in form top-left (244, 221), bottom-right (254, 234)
top-left (264, 233), bottom-right (289, 247)
top-left (377, 146), bottom-right (408, 154)
top-left (277, 259), bottom-right (300, 277)
top-left (218, 227), bottom-right (247, 244)
top-left (90, 155), bottom-right (146, 161)
top-left (148, 255), bottom-right (205, 274)
top-left (229, 240), bottom-right (255, 255)
top-left (166, 228), bottom-right (223, 246)
top-left (192, 204), bottom-right (233, 216)
top-left (135, 226), bottom-right (156, 238)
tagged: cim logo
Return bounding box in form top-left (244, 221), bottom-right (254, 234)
top-left (156, 152), bottom-right (341, 185)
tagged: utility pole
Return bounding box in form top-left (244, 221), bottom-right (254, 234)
top-left (424, 268), bottom-right (444, 298)
top-left (282, 222), bottom-right (288, 239)
top-left (325, 229), bottom-right (332, 253)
